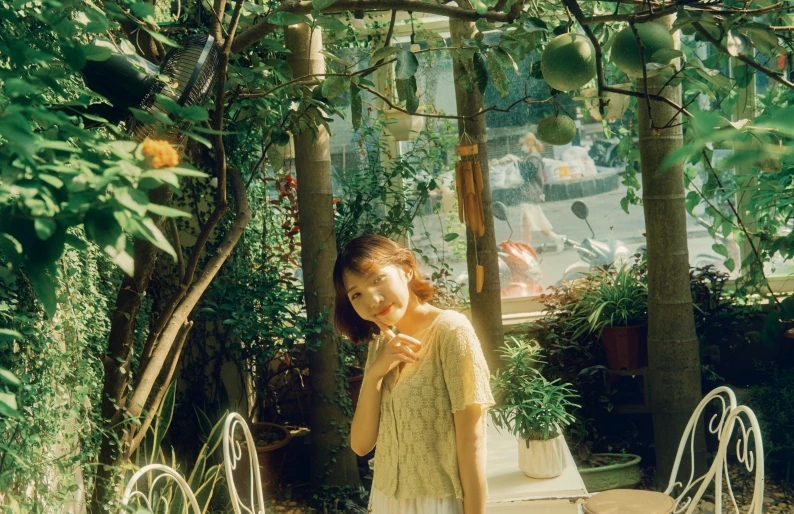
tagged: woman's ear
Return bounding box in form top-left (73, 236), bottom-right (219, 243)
top-left (403, 265), bottom-right (414, 281)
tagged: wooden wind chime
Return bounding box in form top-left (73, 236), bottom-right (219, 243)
top-left (455, 135), bottom-right (486, 293)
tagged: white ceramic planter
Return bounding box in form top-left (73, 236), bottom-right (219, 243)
top-left (383, 109), bottom-right (425, 141)
top-left (518, 435), bottom-right (567, 479)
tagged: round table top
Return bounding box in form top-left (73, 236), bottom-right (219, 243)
top-left (583, 489), bottom-right (676, 514)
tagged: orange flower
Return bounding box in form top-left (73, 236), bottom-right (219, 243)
top-left (141, 138), bottom-right (180, 168)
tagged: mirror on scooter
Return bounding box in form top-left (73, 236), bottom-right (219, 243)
top-left (571, 201), bottom-right (589, 220)
top-left (571, 201), bottom-right (595, 238)
top-left (492, 201), bottom-right (514, 240)
top-left (493, 201), bottom-right (509, 221)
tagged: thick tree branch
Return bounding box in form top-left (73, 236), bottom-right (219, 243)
top-left (232, 0), bottom-right (513, 54)
top-left (128, 167), bottom-right (252, 420)
top-left (126, 320), bottom-right (193, 458)
top-left (211, 0), bottom-right (228, 43)
top-left (360, 84), bottom-right (555, 120)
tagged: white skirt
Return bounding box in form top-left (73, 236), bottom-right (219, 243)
top-left (368, 487), bottom-right (463, 514)
top-left (519, 202), bottom-right (553, 234)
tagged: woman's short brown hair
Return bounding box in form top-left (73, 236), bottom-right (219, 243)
top-left (333, 234), bottom-right (435, 345)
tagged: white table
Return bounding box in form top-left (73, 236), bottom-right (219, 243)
top-left (487, 420), bottom-right (589, 513)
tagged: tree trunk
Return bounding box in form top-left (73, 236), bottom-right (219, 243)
top-left (92, 186), bottom-right (172, 512)
top-left (449, 17), bottom-right (503, 371)
top-left (638, 16), bottom-right (705, 484)
top-left (285, 23), bottom-right (362, 492)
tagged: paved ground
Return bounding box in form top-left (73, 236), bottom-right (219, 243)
top-left (411, 174), bottom-right (733, 289)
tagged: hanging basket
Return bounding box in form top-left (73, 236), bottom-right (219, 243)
top-left (383, 109), bottom-right (425, 141)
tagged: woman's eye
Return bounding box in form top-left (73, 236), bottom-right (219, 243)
top-left (351, 293), bottom-right (360, 300)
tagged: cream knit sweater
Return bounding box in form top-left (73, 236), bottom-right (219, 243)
top-left (364, 309), bottom-right (495, 501)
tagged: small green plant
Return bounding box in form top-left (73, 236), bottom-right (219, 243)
top-left (570, 262), bottom-right (648, 339)
top-left (490, 337), bottom-right (580, 443)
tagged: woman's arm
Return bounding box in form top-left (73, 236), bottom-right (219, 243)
top-left (454, 404), bottom-right (488, 514)
top-left (350, 371), bottom-right (384, 456)
top-left (351, 323), bottom-right (422, 456)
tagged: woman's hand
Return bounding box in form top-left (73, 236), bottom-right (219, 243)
top-left (367, 322), bottom-right (422, 380)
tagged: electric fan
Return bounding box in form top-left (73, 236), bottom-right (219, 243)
top-left (81, 34), bottom-right (221, 142)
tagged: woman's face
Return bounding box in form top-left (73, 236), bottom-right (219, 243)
top-left (343, 264), bottom-right (413, 326)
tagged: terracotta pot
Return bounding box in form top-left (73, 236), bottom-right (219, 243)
top-left (239, 422), bottom-right (292, 494)
top-left (518, 435), bottom-right (567, 478)
top-left (601, 324), bottom-right (648, 370)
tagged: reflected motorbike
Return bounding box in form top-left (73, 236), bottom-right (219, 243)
top-left (559, 201), bottom-right (632, 283)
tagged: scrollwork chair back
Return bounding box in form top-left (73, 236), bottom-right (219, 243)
top-left (223, 412), bottom-right (266, 514)
top-left (121, 463), bottom-right (201, 514)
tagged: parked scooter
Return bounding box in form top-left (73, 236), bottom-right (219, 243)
top-left (493, 202), bottom-right (545, 297)
top-left (560, 201), bottom-right (632, 283)
top-left (455, 201), bottom-right (545, 297)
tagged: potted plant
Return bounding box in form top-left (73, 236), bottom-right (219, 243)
top-left (490, 337), bottom-right (580, 479)
top-left (238, 421), bottom-right (293, 494)
top-left (577, 452), bottom-right (642, 492)
top-left (570, 263), bottom-right (648, 371)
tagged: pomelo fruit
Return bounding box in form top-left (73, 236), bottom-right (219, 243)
top-left (611, 22), bottom-right (675, 78)
top-left (541, 33), bottom-right (597, 92)
top-left (537, 114), bottom-right (576, 145)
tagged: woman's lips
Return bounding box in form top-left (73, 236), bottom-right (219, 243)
top-left (377, 304), bottom-right (392, 316)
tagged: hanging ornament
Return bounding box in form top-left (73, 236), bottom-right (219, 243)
top-left (455, 132), bottom-right (486, 292)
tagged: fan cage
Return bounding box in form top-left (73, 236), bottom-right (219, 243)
top-left (131, 35), bottom-right (221, 144)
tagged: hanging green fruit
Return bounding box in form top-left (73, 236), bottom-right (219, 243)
top-left (611, 22), bottom-right (676, 78)
top-left (541, 33), bottom-right (597, 92)
top-left (537, 114), bottom-right (577, 146)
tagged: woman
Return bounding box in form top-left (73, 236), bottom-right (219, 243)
top-left (517, 133), bottom-right (566, 252)
top-left (333, 234), bottom-right (494, 514)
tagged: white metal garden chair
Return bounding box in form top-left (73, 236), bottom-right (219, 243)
top-left (223, 412), bottom-right (266, 514)
top-left (121, 463), bottom-right (201, 513)
top-left (583, 385), bottom-right (765, 514)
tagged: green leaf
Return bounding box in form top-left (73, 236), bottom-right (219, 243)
top-left (142, 27), bottom-right (182, 48)
top-left (415, 29), bottom-right (445, 48)
top-left (0, 329), bottom-right (23, 342)
top-left (139, 170), bottom-right (180, 190)
top-left (369, 46), bottom-right (400, 66)
top-left (523, 16), bottom-right (547, 33)
top-left (650, 48), bottom-right (683, 64)
top-left (147, 204), bottom-right (191, 218)
top-left (0, 392), bottom-right (19, 419)
top-left (312, 0), bottom-right (336, 9)
top-left (315, 17), bottom-right (348, 32)
top-left (28, 266), bottom-right (57, 319)
top-left (351, 86), bottom-right (362, 130)
top-left (268, 12), bottom-right (311, 26)
top-left (183, 131), bottom-right (213, 148)
top-left (486, 51), bottom-right (509, 98)
top-left (122, 214), bottom-right (177, 259)
top-left (395, 49), bottom-right (419, 80)
top-left (150, 381), bottom-right (177, 464)
top-left (114, 187), bottom-right (150, 216)
top-left (268, 144), bottom-right (285, 172)
top-left (396, 77), bottom-right (419, 114)
top-left (34, 219), bottom-right (57, 240)
top-left (0, 367), bottom-right (22, 388)
top-left (321, 76), bottom-right (348, 100)
top-left (444, 233), bottom-right (459, 242)
top-left (163, 166), bottom-right (210, 178)
top-left (3, 78), bottom-right (40, 98)
top-left (724, 258), bottom-right (735, 272)
top-left (712, 243), bottom-right (729, 258)
top-left (472, 52), bottom-right (489, 95)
